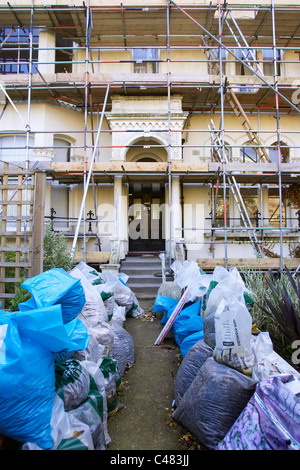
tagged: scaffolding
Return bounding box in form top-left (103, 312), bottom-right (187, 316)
top-left (0, 0), bottom-right (300, 283)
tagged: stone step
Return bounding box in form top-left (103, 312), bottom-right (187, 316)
top-left (122, 267), bottom-right (161, 276)
top-left (121, 258), bottom-right (161, 268)
top-left (121, 255), bottom-right (163, 299)
top-left (128, 283), bottom-right (160, 296)
top-left (126, 274), bottom-right (161, 286)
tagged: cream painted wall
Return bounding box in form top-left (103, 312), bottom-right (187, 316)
top-left (73, 48), bottom-right (133, 74)
top-left (182, 184), bottom-right (210, 261)
top-left (159, 49), bottom-right (207, 75)
top-left (182, 112), bottom-right (300, 163)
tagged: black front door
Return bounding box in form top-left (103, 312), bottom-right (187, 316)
top-left (128, 183), bottom-right (165, 252)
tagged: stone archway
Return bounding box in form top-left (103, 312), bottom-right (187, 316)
top-left (125, 136), bottom-right (168, 162)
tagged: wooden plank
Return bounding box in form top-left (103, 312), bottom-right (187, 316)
top-left (50, 161), bottom-right (210, 174)
top-left (0, 277), bottom-right (23, 283)
top-left (209, 162), bottom-right (300, 173)
top-left (197, 258), bottom-right (300, 270)
top-left (171, 162), bottom-right (209, 172)
top-left (32, 171), bottom-right (46, 277)
top-left (50, 161), bottom-right (300, 176)
top-left (0, 216), bottom-right (33, 221)
top-left (0, 231), bottom-right (32, 236)
top-left (0, 247), bottom-right (31, 252)
top-left (2, 170), bottom-right (34, 176)
top-left (0, 293), bottom-right (17, 299)
top-left (51, 161), bottom-right (169, 173)
top-left (0, 185), bottom-right (34, 190)
top-left (0, 262), bottom-right (32, 268)
top-left (1, 200), bottom-right (34, 205)
top-left (73, 251), bottom-right (111, 263)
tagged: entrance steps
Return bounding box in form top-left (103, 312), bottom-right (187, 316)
top-left (120, 254), bottom-right (163, 299)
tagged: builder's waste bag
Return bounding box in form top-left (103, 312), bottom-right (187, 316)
top-left (152, 260), bottom-right (300, 450)
top-left (0, 304), bottom-right (89, 449)
top-left (0, 262), bottom-right (141, 450)
top-left (173, 357), bottom-right (257, 449)
top-left (19, 268), bottom-right (86, 324)
top-left (218, 374), bottom-right (300, 450)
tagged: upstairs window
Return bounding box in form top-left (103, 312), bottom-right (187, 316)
top-left (53, 138), bottom-right (71, 162)
top-left (133, 48), bottom-right (158, 73)
top-left (207, 47), bottom-right (226, 74)
top-left (235, 48), bottom-right (256, 76)
top-left (0, 135), bottom-right (34, 162)
top-left (240, 146), bottom-right (258, 163)
top-left (263, 48), bottom-right (281, 76)
top-left (55, 34), bottom-right (73, 73)
top-left (0, 27), bottom-right (39, 74)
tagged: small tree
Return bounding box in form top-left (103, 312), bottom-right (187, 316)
top-left (43, 221), bottom-right (73, 272)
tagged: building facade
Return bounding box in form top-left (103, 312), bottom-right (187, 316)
top-left (0, 0), bottom-right (300, 279)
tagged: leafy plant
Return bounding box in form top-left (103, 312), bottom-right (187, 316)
top-left (260, 267), bottom-right (300, 345)
top-left (43, 221), bottom-right (73, 272)
top-left (6, 277), bottom-right (31, 311)
top-left (242, 267), bottom-right (300, 357)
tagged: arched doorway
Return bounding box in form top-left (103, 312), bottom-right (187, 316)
top-left (127, 155), bottom-right (166, 253)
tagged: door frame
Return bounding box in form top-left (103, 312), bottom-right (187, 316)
top-left (128, 182), bottom-right (166, 253)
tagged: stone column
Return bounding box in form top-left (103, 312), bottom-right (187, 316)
top-left (105, 175), bottom-right (123, 270)
top-left (38, 30), bottom-right (56, 74)
top-left (114, 175), bottom-right (123, 239)
top-left (171, 176), bottom-right (182, 257)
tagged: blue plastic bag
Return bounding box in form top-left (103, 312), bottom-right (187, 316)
top-left (19, 268), bottom-right (86, 324)
top-left (0, 305), bottom-right (89, 449)
top-left (173, 299), bottom-right (203, 346)
top-left (180, 330), bottom-right (205, 357)
top-left (152, 295), bottom-right (178, 324)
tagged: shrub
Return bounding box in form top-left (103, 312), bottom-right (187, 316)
top-left (43, 221), bottom-right (73, 272)
top-left (242, 267), bottom-right (300, 359)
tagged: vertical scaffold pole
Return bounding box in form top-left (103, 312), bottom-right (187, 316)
top-left (271, 0), bottom-right (283, 271)
top-left (167, 0), bottom-right (173, 271)
top-left (217, 0), bottom-right (228, 267)
top-left (71, 84), bottom-right (110, 259)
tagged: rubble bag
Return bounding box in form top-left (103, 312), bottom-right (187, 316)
top-left (174, 340), bottom-right (213, 406)
top-left (152, 295), bottom-right (177, 323)
top-left (70, 267), bottom-right (108, 323)
top-left (55, 358), bottom-right (90, 411)
top-left (19, 268), bottom-right (86, 324)
top-left (172, 357), bottom-right (257, 449)
top-left (0, 313), bottom-right (55, 449)
top-left (213, 294), bottom-right (255, 375)
top-left (100, 356), bottom-right (122, 416)
top-left (111, 324), bottom-right (135, 368)
top-left (0, 305), bottom-right (89, 449)
top-left (179, 330), bottom-right (204, 358)
top-left (218, 374), bottom-right (300, 450)
top-left (173, 299), bottom-right (203, 346)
